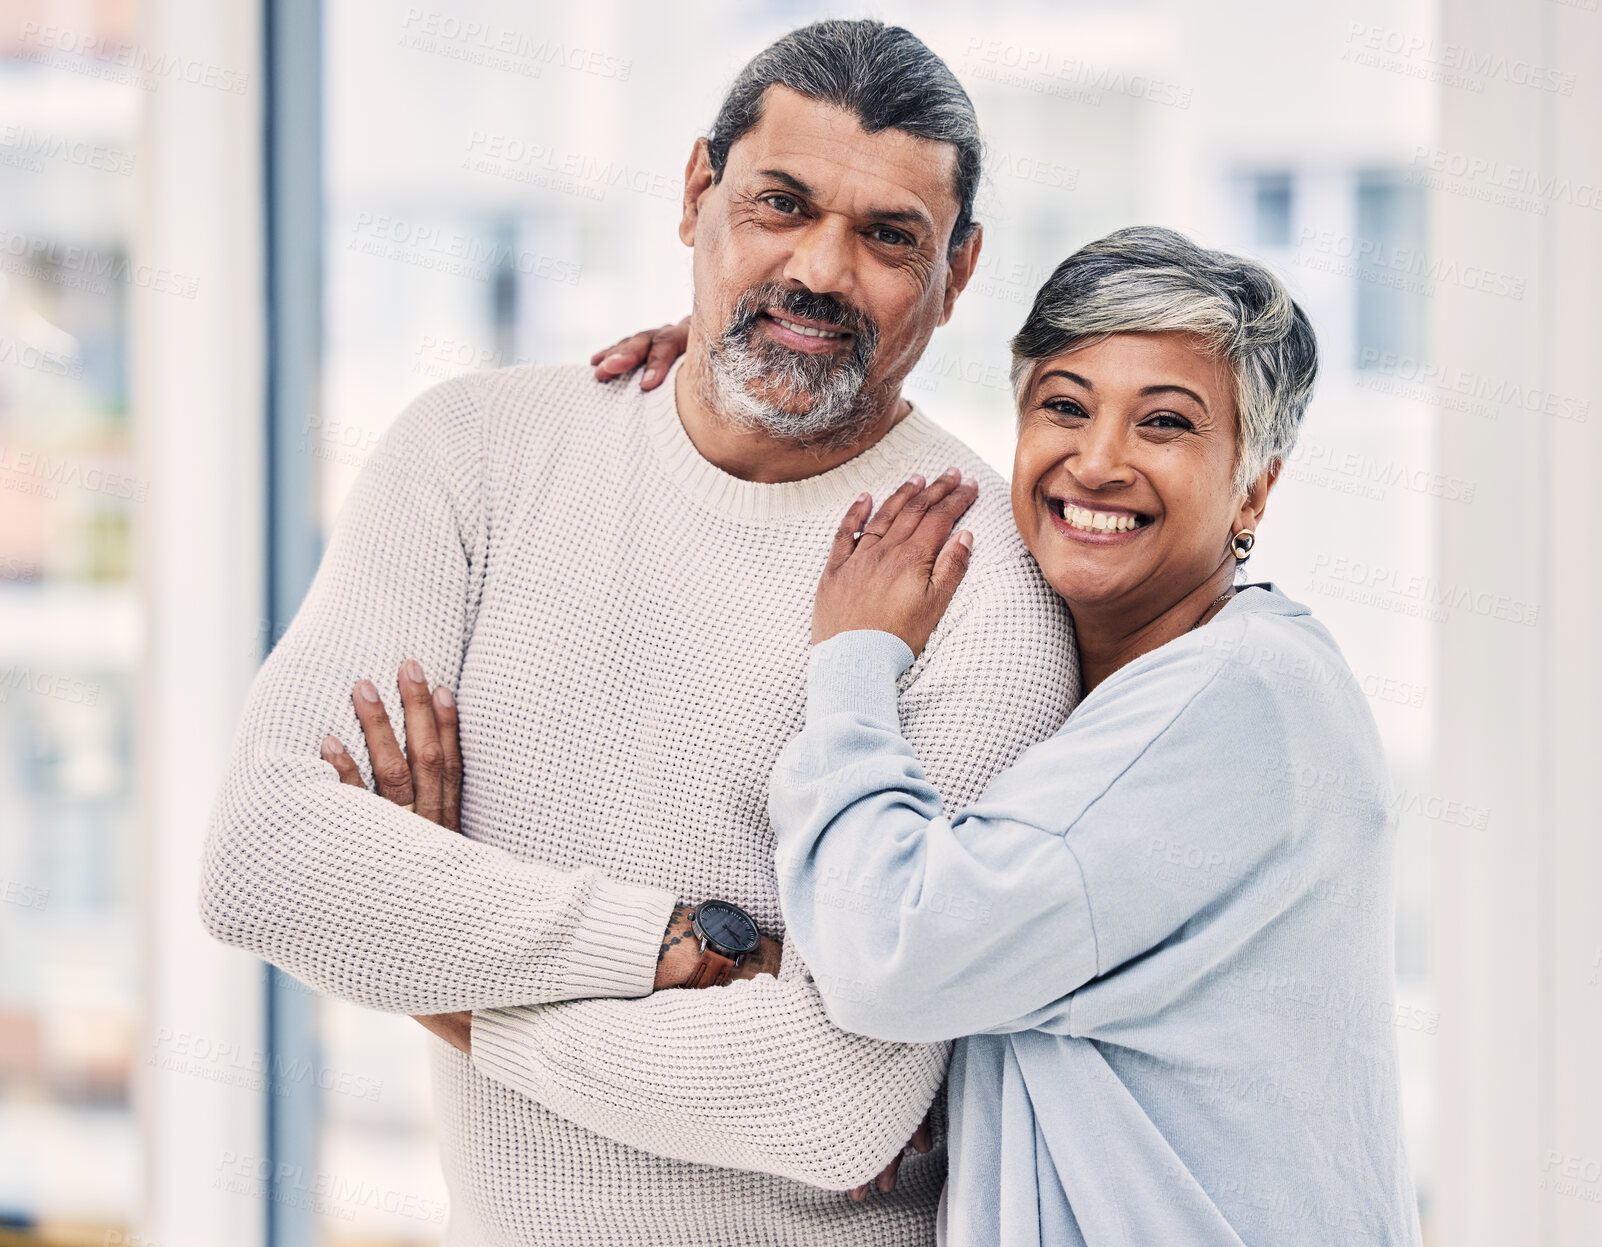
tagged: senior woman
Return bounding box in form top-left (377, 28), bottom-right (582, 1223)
top-left (760, 227), bottom-right (1422, 1246)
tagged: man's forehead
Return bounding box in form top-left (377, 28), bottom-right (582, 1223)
top-left (722, 84), bottom-right (961, 231)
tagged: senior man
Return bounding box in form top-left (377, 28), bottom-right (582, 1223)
top-left (201, 19), bottom-right (1076, 1246)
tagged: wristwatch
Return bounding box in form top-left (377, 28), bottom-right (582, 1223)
top-left (685, 899), bottom-right (762, 988)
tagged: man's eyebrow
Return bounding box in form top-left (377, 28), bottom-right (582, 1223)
top-left (756, 169), bottom-right (815, 198)
top-left (753, 168), bottom-right (933, 234)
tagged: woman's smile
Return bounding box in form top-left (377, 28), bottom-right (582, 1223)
top-left (1044, 495), bottom-right (1155, 542)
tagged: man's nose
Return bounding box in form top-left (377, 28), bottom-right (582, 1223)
top-left (781, 217), bottom-right (857, 301)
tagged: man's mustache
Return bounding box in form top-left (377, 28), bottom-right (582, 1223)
top-left (725, 283), bottom-right (879, 351)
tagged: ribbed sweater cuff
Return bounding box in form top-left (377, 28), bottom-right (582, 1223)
top-left (470, 1007), bottom-right (547, 1091)
top-left (805, 630), bottom-right (915, 730)
top-left (553, 875), bottom-right (679, 999)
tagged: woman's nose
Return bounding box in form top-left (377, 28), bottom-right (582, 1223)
top-left (1071, 421), bottom-right (1135, 489)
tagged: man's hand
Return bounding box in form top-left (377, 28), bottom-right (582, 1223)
top-left (654, 902), bottom-right (782, 991)
top-left (813, 470), bottom-right (976, 655)
top-left (848, 1113), bottom-right (934, 1202)
top-left (321, 660), bottom-right (472, 1053)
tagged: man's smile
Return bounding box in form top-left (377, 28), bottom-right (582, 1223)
top-left (759, 310), bottom-right (854, 354)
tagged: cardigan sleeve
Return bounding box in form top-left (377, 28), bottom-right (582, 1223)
top-left (769, 624), bottom-right (1297, 1042)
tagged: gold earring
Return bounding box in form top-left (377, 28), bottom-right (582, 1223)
top-left (1230, 529), bottom-right (1256, 561)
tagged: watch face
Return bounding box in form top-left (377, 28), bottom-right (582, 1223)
top-left (695, 901), bottom-right (760, 956)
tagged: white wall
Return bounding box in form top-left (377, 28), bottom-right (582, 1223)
top-left (1431, 1), bottom-right (1602, 1243)
top-left (132, 1), bottom-right (267, 1243)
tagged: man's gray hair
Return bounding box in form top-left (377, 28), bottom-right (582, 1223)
top-left (1010, 226), bottom-right (1319, 495)
top-left (706, 19), bottom-right (982, 255)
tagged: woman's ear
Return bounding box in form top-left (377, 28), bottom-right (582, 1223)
top-left (1236, 459), bottom-right (1282, 533)
top-left (680, 138), bottom-right (715, 247)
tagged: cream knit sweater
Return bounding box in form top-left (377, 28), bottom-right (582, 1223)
top-left (200, 360), bottom-right (1078, 1246)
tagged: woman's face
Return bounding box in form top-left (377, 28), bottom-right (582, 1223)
top-left (1010, 330), bottom-right (1252, 615)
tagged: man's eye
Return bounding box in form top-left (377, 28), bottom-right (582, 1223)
top-left (763, 195), bottom-right (800, 214)
top-left (871, 226), bottom-right (911, 246)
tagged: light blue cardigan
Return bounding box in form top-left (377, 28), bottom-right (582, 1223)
top-left (769, 584), bottom-right (1422, 1247)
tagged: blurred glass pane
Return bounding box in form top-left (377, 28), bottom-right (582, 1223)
top-left (0, 0), bottom-right (143, 1236)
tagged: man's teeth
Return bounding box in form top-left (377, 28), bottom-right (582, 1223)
top-left (772, 316), bottom-right (845, 339)
top-left (1062, 503), bottom-right (1145, 533)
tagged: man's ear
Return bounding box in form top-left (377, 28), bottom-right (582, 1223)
top-left (938, 222), bottom-right (983, 326)
top-left (680, 138), bottom-right (716, 247)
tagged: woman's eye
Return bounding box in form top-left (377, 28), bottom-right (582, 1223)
top-left (1143, 412), bottom-right (1194, 431)
top-left (1043, 398), bottom-right (1087, 419)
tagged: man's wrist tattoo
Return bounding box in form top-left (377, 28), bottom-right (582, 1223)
top-left (658, 902), bottom-right (695, 965)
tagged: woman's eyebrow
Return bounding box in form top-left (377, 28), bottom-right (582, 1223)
top-left (1138, 383), bottom-right (1209, 411)
top-left (1038, 369), bottom-right (1093, 389)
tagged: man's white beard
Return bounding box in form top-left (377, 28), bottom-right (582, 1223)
top-left (705, 286), bottom-right (881, 446)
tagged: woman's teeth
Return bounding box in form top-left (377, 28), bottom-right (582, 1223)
top-left (771, 316), bottom-right (845, 340)
top-left (1061, 503), bottom-right (1145, 533)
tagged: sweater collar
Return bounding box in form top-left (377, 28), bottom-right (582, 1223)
top-left (641, 358), bottom-right (935, 521)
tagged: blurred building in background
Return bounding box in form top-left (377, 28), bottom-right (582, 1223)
top-left (0, 1), bottom-right (1597, 1245)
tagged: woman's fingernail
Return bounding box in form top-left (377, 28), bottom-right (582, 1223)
top-left (321, 735), bottom-right (345, 757)
top-left (602, 353), bottom-right (627, 369)
top-left (642, 368), bottom-right (659, 385)
top-left (356, 680), bottom-right (380, 703)
top-left (402, 659), bottom-right (424, 683)
top-left (434, 685), bottom-right (454, 709)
